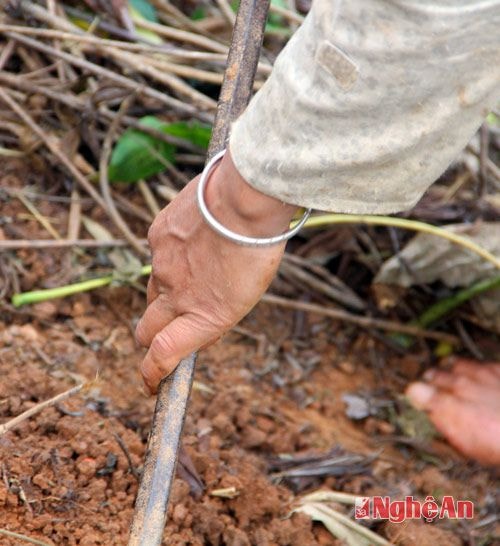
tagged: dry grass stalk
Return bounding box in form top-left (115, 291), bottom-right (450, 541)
top-left (133, 16), bottom-right (228, 53)
top-left (98, 93), bottom-right (149, 256)
top-left (67, 188), bottom-right (82, 240)
top-left (216, 0), bottom-right (237, 26)
top-left (0, 71), bottom-right (205, 152)
top-left (269, 3), bottom-right (304, 24)
top-left (6, 32), bottom-right (209, 120)
top-left (0, 384), bottom-right (85, 436)
top-left (100, 44), bottom-right (217, 109)
top-left (0, 39), bottom-right (15, 70)
top-left (14, 190), bottom-right (62, 240)
top-left (0, 528), bottom-right (53, 546)
top-left (0, 239), bottom-right (147, 250)
top-left (261, 293), bottom-right (459, 343)
top-left (137, 180), bottom-right (162, 216)
top-left (0, 87), bottom-right (109, 211)
top-left (0, 25), bottom-right (224, 60)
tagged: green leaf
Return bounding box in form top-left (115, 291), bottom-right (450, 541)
top-left (162, 121), bottom-right (212, 149)
top-left (129, 2), bottom-right (162, 44)
top-left (108, 116), bottom-right (212, 183)
top-left (190, 6), bottom-right (207, 20)
top-left (129, 0), bottom-right (158, 22)
top-left (108, 117), bottom-right (175, 183)
top-left (487, 111), bottom-right (499, 127)
top-left (267, 0), bottom-right (287, 26)
top-left (230, 0), bottom-right (290, 33)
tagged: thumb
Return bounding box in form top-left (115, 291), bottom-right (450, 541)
top-left (140, 314), bottom-right (216, 394)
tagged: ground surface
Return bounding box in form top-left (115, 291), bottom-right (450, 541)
top-left (1, 163), bottom-right (499, 546)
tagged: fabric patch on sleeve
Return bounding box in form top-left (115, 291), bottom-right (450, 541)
top-left (316, 40), bottom-right (359, 90)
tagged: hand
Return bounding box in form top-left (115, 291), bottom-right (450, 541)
top-left (135, 150), bottom-right (298, 393)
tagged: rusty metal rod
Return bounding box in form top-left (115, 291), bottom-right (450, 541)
top-left (128, 354), bottom-right (195, 545)
top-left (207, 0), bottom-right (272, 156)
top-left (128, 0), bottom-right (271, 544)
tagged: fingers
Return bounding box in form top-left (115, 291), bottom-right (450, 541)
top-left (146, 276), bottom-right (159, 306)
top-left (140, 314), bottom-right (217, 394)
top-left (135, 295), bottom-right (175, 348)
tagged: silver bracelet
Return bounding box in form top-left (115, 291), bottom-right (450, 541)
top-left (197, 149), bottom-right (312, 247)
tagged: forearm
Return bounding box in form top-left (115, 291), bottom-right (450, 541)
top-left (205, 149), bottom-right (298, 239)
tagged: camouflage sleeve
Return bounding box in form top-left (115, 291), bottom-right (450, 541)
top-left (228, 0), bottom-right (500, 214)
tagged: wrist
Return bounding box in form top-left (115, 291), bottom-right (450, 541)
top-left (204, 149), bottom-right (298, 238)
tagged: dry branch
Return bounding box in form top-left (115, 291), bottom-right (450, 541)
top-left (0, 384), bottom-right (84, 436)
top-left (0, 87), bottom-right (110, 211)
top-left (0, 239), bottom-right (147, 249)
top-left (261, 293), bottom-right (459, 343)
top-left (5, 32), bottom-right (211, 120)
top-left (0, 529), bottom-right (52, 546)
top-left (0, 25), bottom-right (228, 61)
top-left (98, 94), bottom-right (149, 256)
top-left (133, 16), bottom-right (228, 53)
top-left (0, 72), bottom-right (206, 152)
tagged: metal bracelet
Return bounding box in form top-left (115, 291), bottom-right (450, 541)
top-left (197, 149), bottom-right (312, 247)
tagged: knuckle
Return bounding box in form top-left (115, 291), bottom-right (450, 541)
top-left (150, 255), bottom-right (163, 277)
top-left (147, 223), bottom-right (159, 247)
top-left (135, 320), bottom-right (148, 346)
top-left (140, 366), bottom-right (155, 387)
top-left (197, 307), bottom-right (231, 332)
top-left (150, 330), bottom-right (176, 362)
top-left (139, 360), bottom-right (152, 380)
top-left (140, 369), bottom-right (156, 395)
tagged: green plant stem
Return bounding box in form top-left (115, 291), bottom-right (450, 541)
top-left (12, 265), bottom-right (152, 307)
top-left (417, 275), bottom-right (500, 328)
top-left (301, 214), bottom-right (500, 270)
top-left (393, 275), bottom-right (500, 348)
top-left (12, 215), bottom-right (499, 307)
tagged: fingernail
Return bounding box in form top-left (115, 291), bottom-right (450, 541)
top-left (406, 382), bottom-right (435, 410)
top-left (423, 369), bottom-right (435, 382)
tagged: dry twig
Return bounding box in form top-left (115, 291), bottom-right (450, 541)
top-left (13, 190), bottom-right (62, 240)
top-left (5, 32), bottom-right (210, 120)
top-left (0, 528), bottom-right (53, 546)
top-left (282, 254), bottom-right (366, 311)
top-left (137, 180), bottom-right (161, 216)
top-left (98, 94), bottom-right (149, 256)
top-left (0, 384), bottom-right (84, 436)
top-left (261, 293), bottom-right (459, 343)
top-left (216, 0), bottom-right (236, 26)
top-left (0, 87), bottom-right (109, 211)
